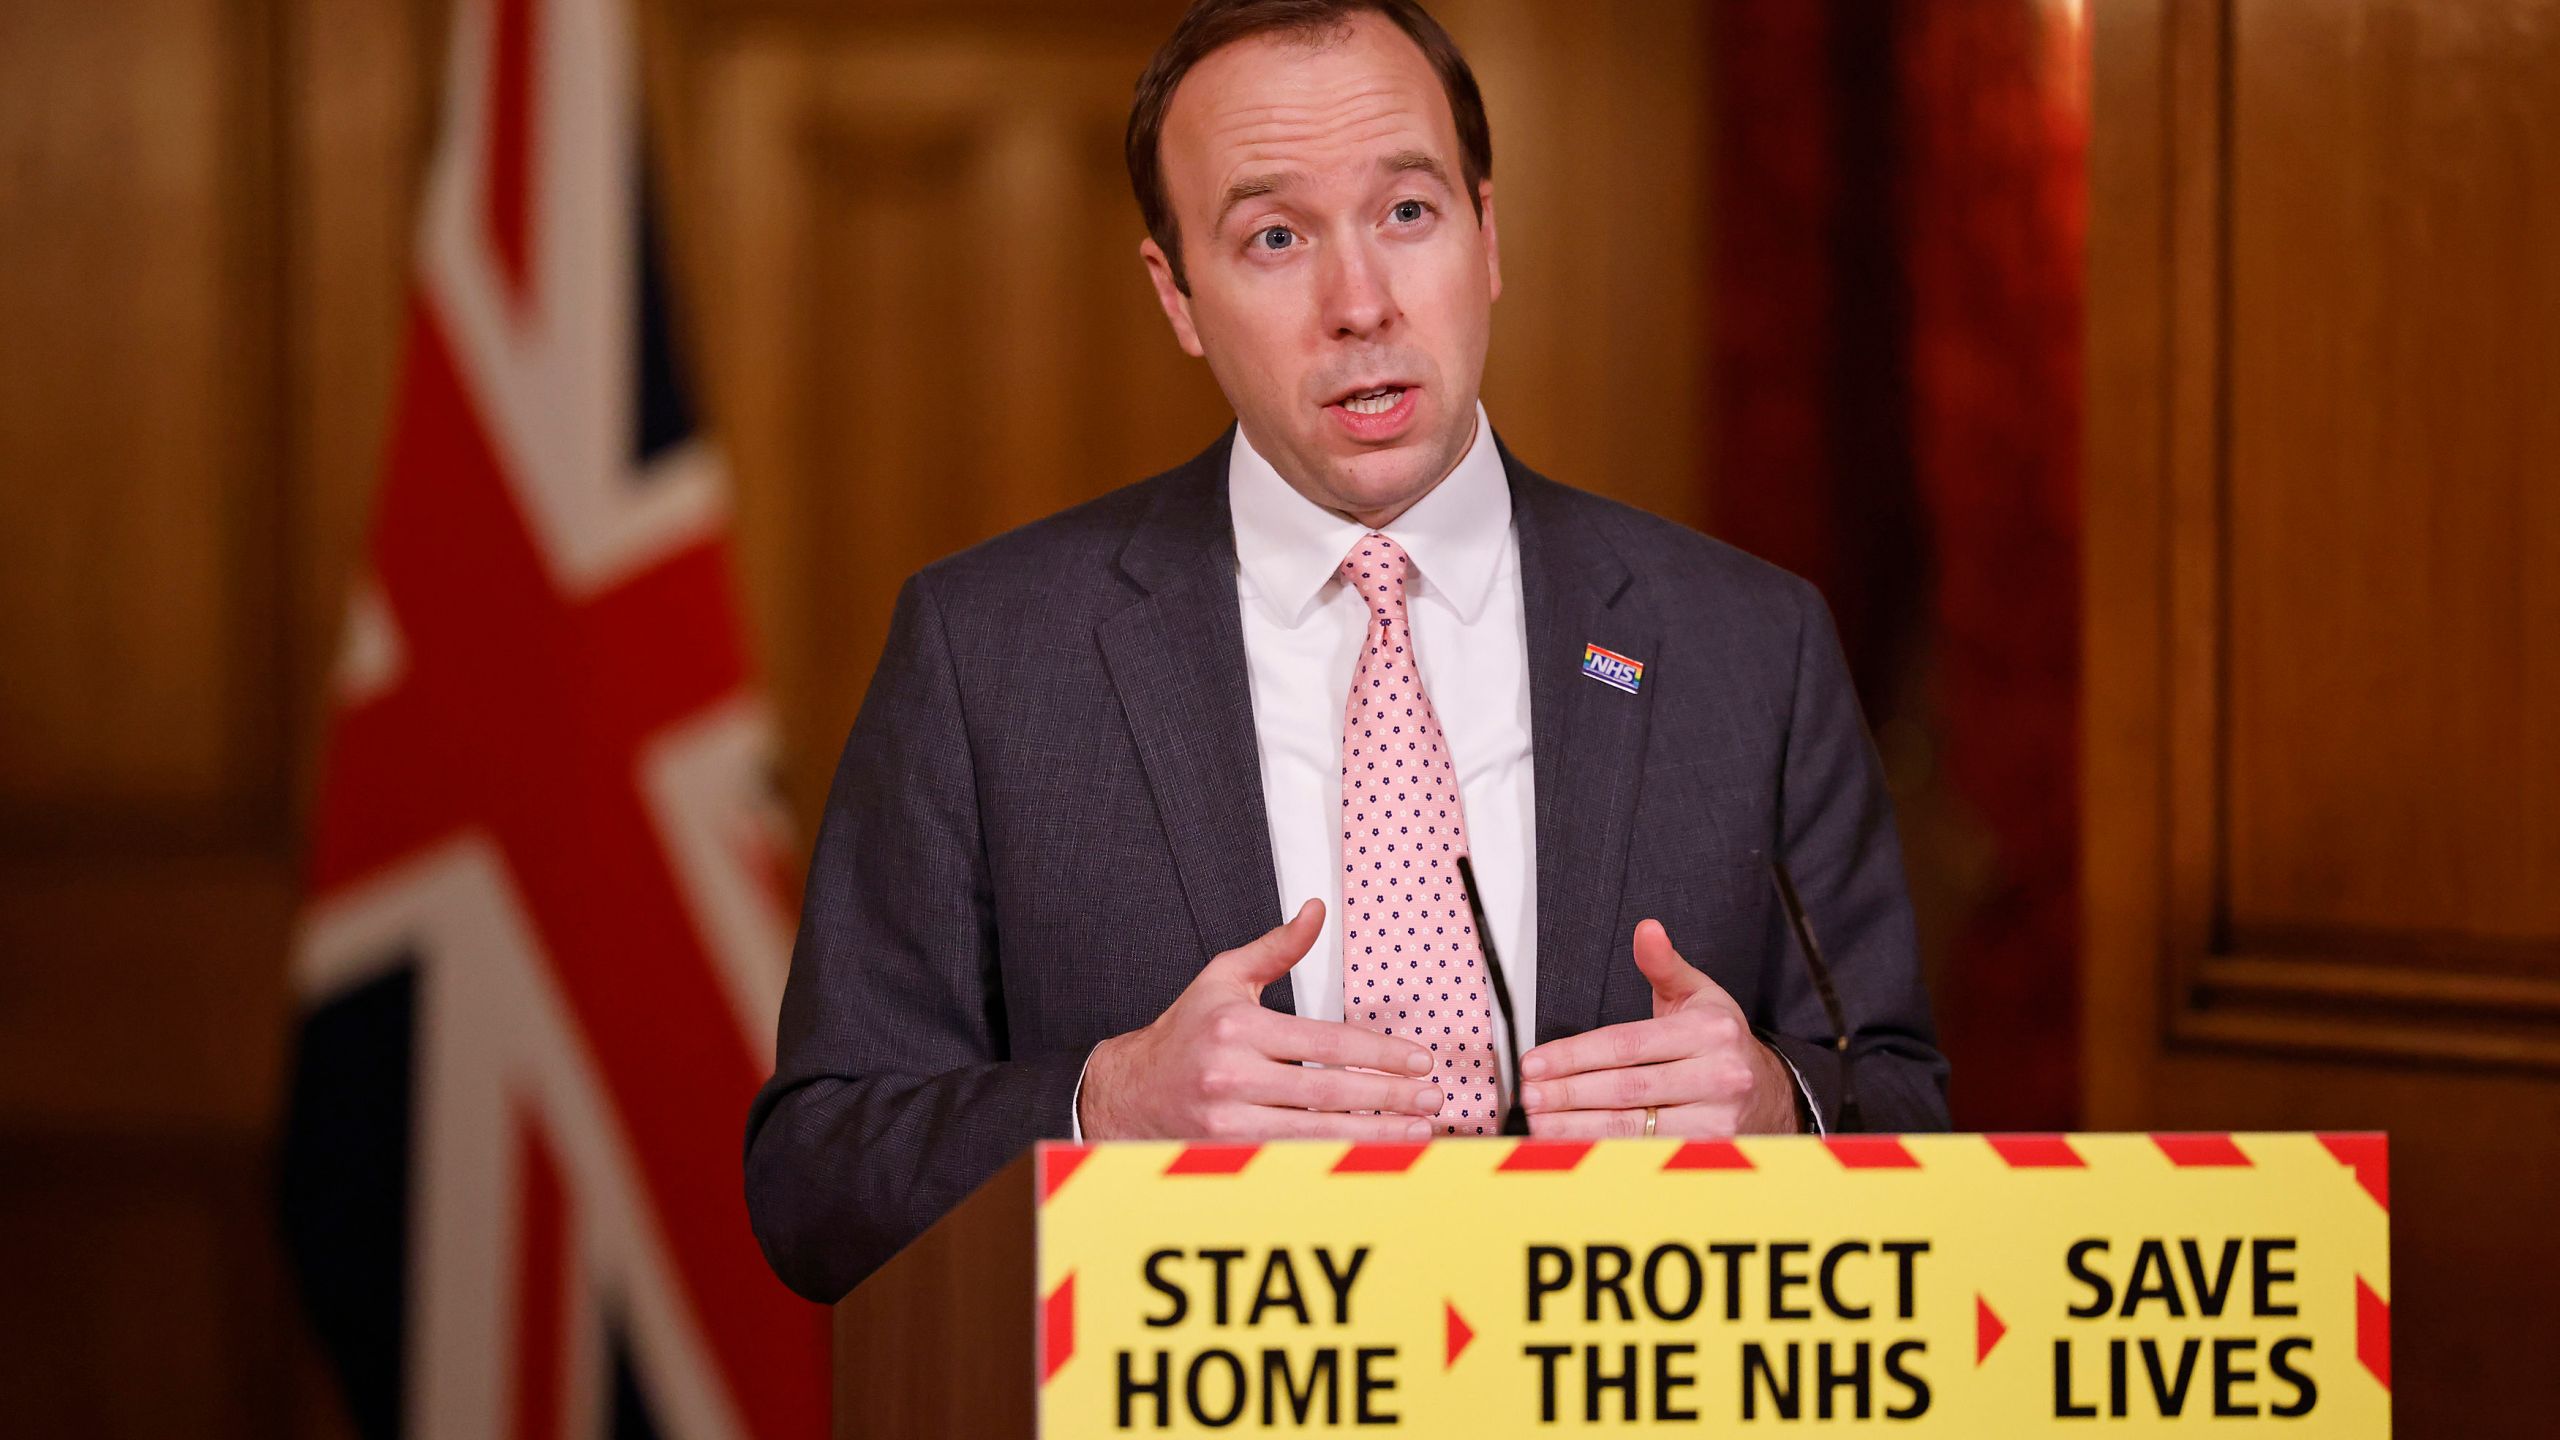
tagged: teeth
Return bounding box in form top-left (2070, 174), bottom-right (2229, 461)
top-left (1342, 388), bottom-right (1403, 416)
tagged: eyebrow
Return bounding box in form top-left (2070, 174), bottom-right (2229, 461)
top-left (1211, 148), bottom-right (1455, 236)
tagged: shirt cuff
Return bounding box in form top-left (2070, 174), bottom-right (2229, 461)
top-left (1769, 1043), bottom-right (1828, 1137)
top-left (1069, 1044), bottom-right (1094, 1142)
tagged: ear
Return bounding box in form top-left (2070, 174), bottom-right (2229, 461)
top-left (1477, 180), bottom-right (1502, 305)
top-left (1138, 236), bottom-right (1207, 358)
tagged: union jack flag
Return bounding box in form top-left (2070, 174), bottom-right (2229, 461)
top-left (276, 0), bottom-right (829, 1434)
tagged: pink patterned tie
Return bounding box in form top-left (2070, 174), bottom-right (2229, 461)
top-left (1336, 534), bottom-right (1500, 1135)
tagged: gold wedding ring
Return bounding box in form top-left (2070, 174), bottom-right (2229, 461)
top-left (1642, 1105), bottom-right (1659, 1137)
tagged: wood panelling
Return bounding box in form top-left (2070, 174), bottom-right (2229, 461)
top-left (1449, 0), bottom-right (1710, 535)
top-left (2220, 0), bottom-right (2560, 942)
top-left (2136, 0), bottom-right (2560, 1067)
top-left (678, 25), bottom-right (1241, 810)
top-left (0, 0), bottom-right (436, 1147)
top-left (2088, 0), bottom-right (2560, 1428)
top-left (0, 1), bottom-right (433, 1432)
top-left (0, 1130), bottom-right (289, 1436)
top-left (0, 0), bottom-right (287, 843)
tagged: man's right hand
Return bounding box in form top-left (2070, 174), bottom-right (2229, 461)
top-left (1077, 899), bottom-right (1445, 1141)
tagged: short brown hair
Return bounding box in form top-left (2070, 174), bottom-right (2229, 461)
top-left (1126, 0), bottom-right (1494, 295)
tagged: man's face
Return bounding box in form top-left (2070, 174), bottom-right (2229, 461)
top-left (1141, 12), bottom-right (1501, 527)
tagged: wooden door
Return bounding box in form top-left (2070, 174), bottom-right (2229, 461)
top-left (2085, 0), bottom-right (2560, 1429)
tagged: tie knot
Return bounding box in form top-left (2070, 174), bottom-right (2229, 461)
top-left (1338, 533), bottom-right (1413, 618)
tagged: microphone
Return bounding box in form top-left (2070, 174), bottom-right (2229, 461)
top-left (1768, 858), bottom-right (1863, 1132)
top-left (1452, 852), bottom-right (1861, 1135)
top-left (1454, 854), bottom-right (1531, 1136)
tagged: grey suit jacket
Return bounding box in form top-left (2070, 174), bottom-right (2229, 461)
top-left (744, 426), bottom-right (1949, 1302)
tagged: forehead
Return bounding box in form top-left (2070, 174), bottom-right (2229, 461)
top-left (1160, 13), bottom-right (1457, 207)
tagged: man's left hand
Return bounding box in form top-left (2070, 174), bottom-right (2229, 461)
top-left (1517, 918), bottom-right (1800, 1137)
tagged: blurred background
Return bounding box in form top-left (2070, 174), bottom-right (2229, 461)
top-left (0, 0), bottom-right (2552, 1433)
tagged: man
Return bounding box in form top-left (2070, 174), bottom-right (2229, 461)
top-left (745, 0), bottom-right (1948, 1304)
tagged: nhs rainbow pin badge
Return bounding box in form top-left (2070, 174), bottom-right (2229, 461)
top-left (1581, 642), bottom-right (1644, 695)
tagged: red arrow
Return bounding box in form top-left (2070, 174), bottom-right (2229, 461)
top-left (1977, 1294), bottom-right (2006, 1364)
top-left (1446, 1301), bottom-right (1474, 1369)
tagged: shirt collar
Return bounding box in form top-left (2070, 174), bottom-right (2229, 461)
top-left (1228, 399), bottom-right (1511, 628)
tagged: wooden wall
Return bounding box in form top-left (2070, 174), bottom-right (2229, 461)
top-left (0, 1), bottom-right (1709, 1433)
top-left (2086, 0), bottom-right (2560, 1429)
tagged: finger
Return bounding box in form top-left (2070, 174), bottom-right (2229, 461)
top-left (1225, 1106), bottom-right (1439, 1143)
top-left (1258, 1013), bottom-right (1435, 1076)
top-left (1525, 1103), bottom-right (1741, 1140)
top-left (1632, 918), bottom-right (1715, 1007)
top-left (1522, 1009), bottom-right (1743, 1081)
top-left (1523, 1106), bottom-right (1647, 1139)
top-left (1227, 1061), bottom-right (1445, 1116)
top-left (1521, 1054), bottom-right (1734, 1114)
top-left (1215, 899), bottom-right (1326, 990)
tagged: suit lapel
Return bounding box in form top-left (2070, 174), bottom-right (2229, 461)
top-left (1097, 428), bottom-right (1296, 1016)
top-left (1505, 438), bottom-right (1654, 1045)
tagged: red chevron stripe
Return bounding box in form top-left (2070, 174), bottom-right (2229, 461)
top-left (1166, 1144), bottom-right (1261, 1175)
top-left (1987, 1134), bottom-right (2085, 1167)
top-left (1333, 1142), bottom-right (1428, 1174)
top-left (1824, 1136), bottom-right (1920, 1168)
top-left (1040, 1144), bottom-right (1092, 1203)
top-left (2317, 1133), bottom-right (2390, 1211)
top-left (1042, 1273), bottom-right (1076, 1384)
top-left (1497, 1140), bottom-right (1596, 1172)
top-left (2356, 1277), bottom-right (2390, 1391)
top-left (1662, 1140), bottom-right (1753, 1170)
top-left (2152, 1133), bottom-right (2251, 1167)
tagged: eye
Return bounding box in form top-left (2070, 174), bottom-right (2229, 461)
top-left (1391, 199), bottom-right (1430, 224)
top-left (1254, 225), bottom-right (1298, 252)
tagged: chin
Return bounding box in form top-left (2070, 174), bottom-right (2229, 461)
top-left (1325, 454), bottom-right (1436, 508)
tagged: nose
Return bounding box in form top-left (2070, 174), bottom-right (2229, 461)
top-left (1320, 233), bottom-right (1398, 341)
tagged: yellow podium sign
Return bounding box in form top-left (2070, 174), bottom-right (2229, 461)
top-left (1032, 1133), bottom-right (2388, 1435)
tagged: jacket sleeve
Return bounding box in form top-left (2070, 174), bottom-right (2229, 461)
top-left (743, 572), bottom-right (1085, 1302)
top-left (1754, 578), bottom-right (1953, 1133)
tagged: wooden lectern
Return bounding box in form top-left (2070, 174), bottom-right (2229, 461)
top-left (835, 1151), bottom-right (1039, 1438)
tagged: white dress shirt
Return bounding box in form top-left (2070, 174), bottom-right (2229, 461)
top-left (1229, 401), bottom-right (1538, 1101)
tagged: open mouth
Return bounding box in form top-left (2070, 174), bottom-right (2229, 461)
top-left (1336, 385), bottom-right (1408, 416)
top-left (1324, 382), bottom-right (1421, 439)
